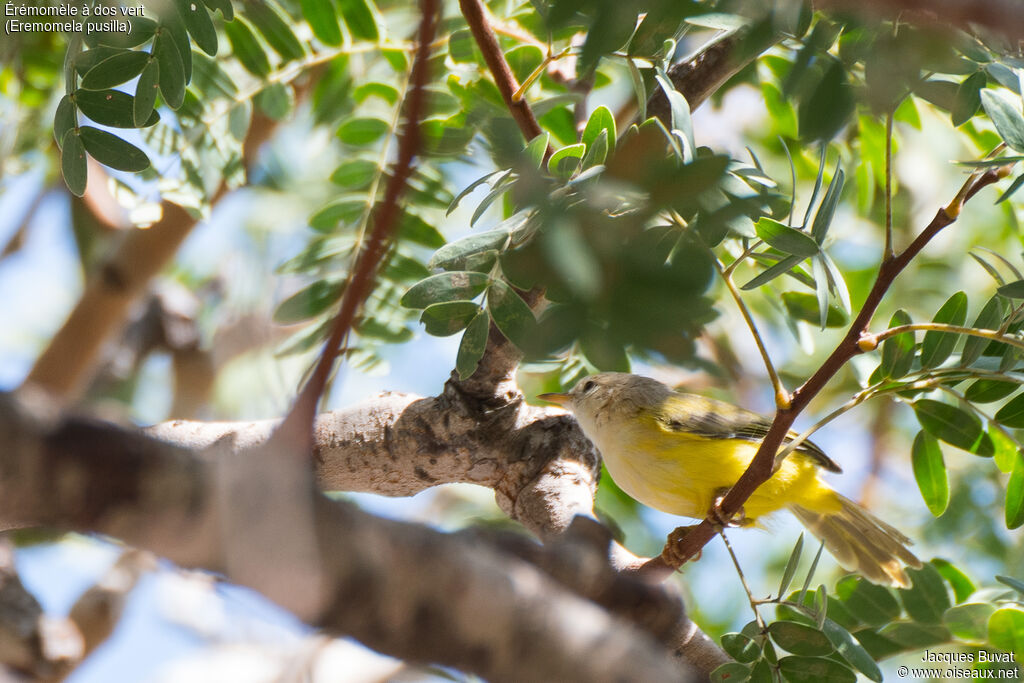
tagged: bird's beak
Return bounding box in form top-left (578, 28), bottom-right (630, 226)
top-left (538, 392), bottom-right (571, 406)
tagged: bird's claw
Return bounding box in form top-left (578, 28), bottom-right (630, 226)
top-left (710, 492), bottom-right (746, 530)
top-left (660, 525), bottom-right (702, 569)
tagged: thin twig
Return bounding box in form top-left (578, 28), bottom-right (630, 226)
top-left (870, 322), bottom-right (1024, 352)
top-left (277, 0), bottom-right (442, 449)
top-left (720, 531), bottom-right (765, 629)
top-left (712, 254), bottom-right (789, 408)
top-left (884, 110), bottom-right (895, 259)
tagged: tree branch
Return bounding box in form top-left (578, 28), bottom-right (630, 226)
top-left (0, 391), bottom-right (694, 683)
top-left (814, 0), bottom-right (1024, 39)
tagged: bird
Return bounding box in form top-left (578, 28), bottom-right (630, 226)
top-left (539, 372), bottom-right (921, 587)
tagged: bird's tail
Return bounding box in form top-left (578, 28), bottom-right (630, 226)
top-left (790, 494), bottom-right (922, 588)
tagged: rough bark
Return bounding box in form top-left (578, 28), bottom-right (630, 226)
top-left (0, 391), bottom-right (693, 683)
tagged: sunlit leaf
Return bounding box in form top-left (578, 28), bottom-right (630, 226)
top-left (400, 272), bottom-right (489, 309)
top-left (61, 130), bottom-right (87, 197)
top-left (456, 311), bottom-right (489, 380)
top-left (912, 431), bottom-right (949, 516)
top-left (487, 280), bottom-right (536, 349)
top-left (920, 291), bottom-right (968, 368)
top-left (981, 89), bottom-right (1024, 152)
top-left (78, 126), bottom-right (150, 172)
top-left (80, 50), bottom-right (149, 90)
top-left (420, 301), bottom-right (480, 336)
top-left (301, 0), bottom-right (342, 46)
top-left (881, 310), bottom-right (914, 378)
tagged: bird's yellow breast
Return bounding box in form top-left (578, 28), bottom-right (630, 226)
top-left (593, 413), bottom-right (840, 522)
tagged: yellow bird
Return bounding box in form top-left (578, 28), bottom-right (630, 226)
top-left (540, 372), bottom-right (921, 587)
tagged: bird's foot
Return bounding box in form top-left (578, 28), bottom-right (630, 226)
top-left (710, 491), bottom-right (746, 530)
top-left (660, 525), bottom-right (702, 569)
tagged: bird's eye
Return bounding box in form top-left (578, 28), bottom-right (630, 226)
top-left (581, 380), bottom-right (596, 393)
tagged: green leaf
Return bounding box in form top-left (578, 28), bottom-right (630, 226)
top-left (999, 173), bottom-right (1024, 203)
top-left (273, 279), bottom-right (343, 323)
top-left (225, 17), bottom-right (271, 78)
top-left (913, 399), bottom-right (989, 454)
top-left (877, 622), bottom-right (950, 651)
top-left (580, 131), bottom-right (608, 170)
top-left (247, 1), bottom-right (305, 62)
top-left (154, 33), bottom-right (185, 110)
top-left (175, 0), bottom-right (218, 56)
top-left (952, 70), bottom-right (986, 126)
top-left (80, 50), bottom-right (149, 90)
top-left (487, 280), bottom-right (536, 349)
top-left (800, 60), bottom-right (855, 141)
top-left (835, 576), bottom-right (900, 627)
top-left (998, 279), bottom-right (1024, 298)
top-left (78, 126), bottom-right (150, 172)
top-left (944, 603), bottom-right (995, 641)
top-left (75, 89), bottom-right (159, 128)
top-left (900, 563), bottom-right (952, 624)
top-left (309, 198), bottom-right (365, 231)
top-left (912, 431), bottom-right (949, 516)
top-left (54, 95), bottom-right (76, 149)
top-left (582, 105), bottom-right (616, 154)
top-left (60, 130), bottom-right (88, 197)
top-left (337, 0), bottom-right (379, 41)
top-left (134, 59), bottom-right (160, 127)
top-left (820, 618), bottom-right (883, 682)
top-left (301, 0), bottom-right (342, 46)
top-left (756, 218), bottom-right (819, 257)
top-left (523, 134), bottom-right (549, 170)
top-left (547, 143), bottom-right (586, 177)
top-left (255, 82), bottom-right (294, 120)
top-left (981, 89), bottom-right (1024, 152)
top-left (966, 379), bottom-right (1018, 403)
top-left (990, 425), bottom-right (1019, 473)
top-left (809, 168), bottom-right (844, 242)
top-left (962, 296), bottom-right (1004, 366)
top-left (932, 559), bottom-right (976, 603)
top-left (330, 159), bottom-right (377, 189)
top-left (400, 272), bottom-right (489, 309)
top-left (920, 291), bottom-right (968, 368)
top-left (1007, 456), bottom-right (1024, 529)
top-left (430, 231), bottom-right (511, 271)
top-left (399, 212), bottom-right (445, 249)
top-left (204, 0), bottom-right (233, 20)
top-left (988, 607), bottom-right (1024, 659)
top-left (997, 575), bottom-right (1024, 596)
top-left (742, 253), bottom-right (803, 290)
top-left (996, 393), bottom-right (1024, 428)
top-left (338, 117), bottom-right (390, 145)
top-left (768, 622), bottom-right (833, 656)
top-left (654, 69), bottom-right (694, 158)
top-left (456, 311), bottom-right (489, 380)
top-left (721, 632), bottom-right (761, 663)
top-left (777, 655), bottom-right (855, 683)
top-left (448, 28), bottom-right (476, 63)
top-left (420, 301), bottom-right (480, 336)
top-left (580, 328), bottom-right (629, 372)
top-left (778, 533), bottom-right (804, 600)
top-left (782, 292), bottom-right (848, 328)
top-left (881, 310), bottom-right (914, 379)
top-left (711, 662), bottom-right (751, 683)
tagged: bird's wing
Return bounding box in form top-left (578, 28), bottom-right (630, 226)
top-left (656, 393), bottom-right (842, 473)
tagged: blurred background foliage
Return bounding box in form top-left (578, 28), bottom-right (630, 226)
top-left (3, 0), bottom-right (1024, 680)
